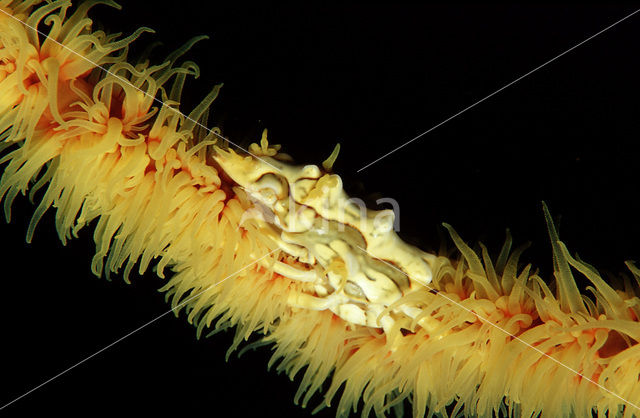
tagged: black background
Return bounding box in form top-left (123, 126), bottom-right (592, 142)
top-left (1, 2), bottom-right (640, 417)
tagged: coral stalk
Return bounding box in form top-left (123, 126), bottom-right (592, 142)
top-left (1, 2), bottom-right (639, 417)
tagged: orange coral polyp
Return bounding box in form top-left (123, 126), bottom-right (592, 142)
top-left (1, 1), bottom-right (640, 418)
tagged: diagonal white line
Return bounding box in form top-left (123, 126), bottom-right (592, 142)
top-left (354, 244), bottom-right (640, 413)
top-left (3, 2), bottom-right (638, 415)
top-left (0, 248), bottom-right (280, 411)
top-left (357, 7), bottom-right (640, 173)
top-left (0, 6), bottom-right (282, 172)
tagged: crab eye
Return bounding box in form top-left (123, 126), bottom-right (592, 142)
top-left (255, 173), bottom-right (289, 202)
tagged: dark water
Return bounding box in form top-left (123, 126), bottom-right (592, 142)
top-left (1, 3), bottom-right (639, 417)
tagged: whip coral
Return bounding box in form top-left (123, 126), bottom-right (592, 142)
top-left (1, 1), bottom-right (639, 417)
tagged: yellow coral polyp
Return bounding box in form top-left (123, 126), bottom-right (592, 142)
top-left (1, 1), bottom-right (639, 418)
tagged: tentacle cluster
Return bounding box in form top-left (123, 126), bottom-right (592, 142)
top-left (1, 2), bottom-right (639, 418)
top-left (0, 0), bottom-right (300, 354)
